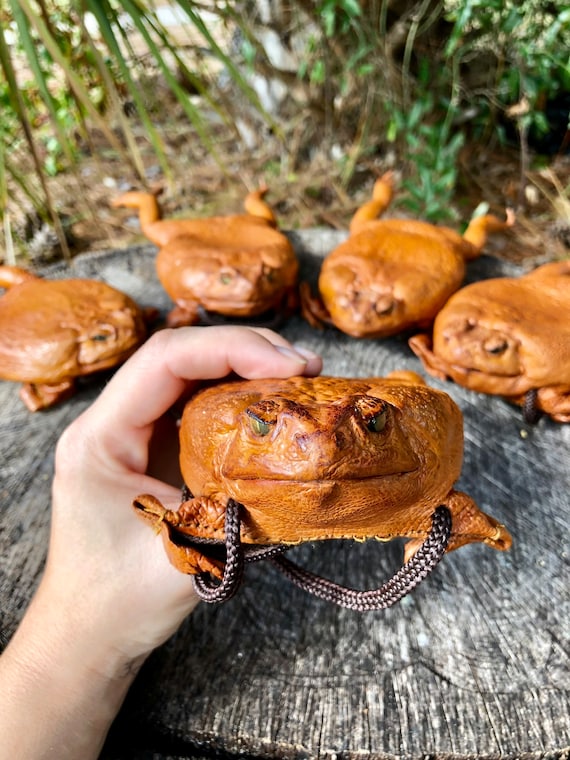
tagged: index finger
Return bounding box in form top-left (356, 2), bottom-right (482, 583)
top-left (81, 326), bottom-right (322, 469)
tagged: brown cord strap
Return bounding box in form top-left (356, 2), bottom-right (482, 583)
top-left (191, 500), bottom-right (452, 610)
top-left (270, 506), bottom-right (452, 611)
top-left (192, 499), bottom-right (245, 603)
top-left (523, 388), bottom-right (542, 424)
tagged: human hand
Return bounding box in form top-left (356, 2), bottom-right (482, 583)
top-left (47, 326), bottom-right (322, 667)
top-left (0, 326), bottom-right (321, 760)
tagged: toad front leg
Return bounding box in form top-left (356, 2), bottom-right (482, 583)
top-left (132, 493), bottom-right (227, 577)
top-left (166, 302), bottom-right (202, 328)
top-left (20, 380), bottom-right (76, 412)
top-left (299, 281), bottom-right (333, 329)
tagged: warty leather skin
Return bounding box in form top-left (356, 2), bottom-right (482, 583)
top-left (409, 260), bottom-right (570, 422)
top-left (133, 372), bottom-right (511, 578)
top-left (0, 265), bottom-right (147, 411)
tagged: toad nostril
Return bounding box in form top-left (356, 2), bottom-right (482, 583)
top-left (332, 430), bottom-right (348, 450)
top-left (294, 433), bottom-right (311, 453)
top-left (294, 429), bottom-right (348, 453)
top-left (484, 336), bottom-right (508, 355)
top-left (443, 320), bottom-right (471, 341)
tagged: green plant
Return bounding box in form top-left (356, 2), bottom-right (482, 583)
top-left (292, 0), bottom-right (570, 216)
top-left (0, 0), bottom-right (276, 259)
top-left (381, 42), bottom-right (465, 222)
top-left (2, 0), bottom-right (569, 261)
top-left (388, 95), bottom-right (465, 221)
top-left (288, 0), bottom-right (466, 216)
top-left (444, 0), bottom-right (570, 145)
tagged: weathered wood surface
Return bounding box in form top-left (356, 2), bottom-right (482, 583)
top-left (0, 233), bottom-right (568, 760)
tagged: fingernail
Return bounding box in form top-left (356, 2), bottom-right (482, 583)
top-left (292, 344), bottom-right (320, 361)
top-left (274, 345), bottom-right (308, 363)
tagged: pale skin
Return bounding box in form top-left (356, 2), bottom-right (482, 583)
top-left (0, 326), bottom-right (322, 760)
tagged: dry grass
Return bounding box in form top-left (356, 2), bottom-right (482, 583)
top-left (6, 89), bottom-right (570, 268)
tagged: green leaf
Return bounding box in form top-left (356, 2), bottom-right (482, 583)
top-left (15, 0), bottom-right (128, 163)
top-left (341, 0), bottom-right (362, 18)
top-left (386, 119), bottom-right (398, 143)
top-left (0, 18), bottom-right (70, 257)
top-left (311, 59), bottom-right (326, 85)
top-left (83, 0), bottom-right (168, 180)
top-left (9, 0), bottom-right (77, 170)
top-left (175, 0), bottom-right (281, 137)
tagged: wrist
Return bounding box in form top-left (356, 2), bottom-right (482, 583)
top-left (24, 577), bottom-right (147, 685)
top-left (0, 587), bottom-right (143, 760)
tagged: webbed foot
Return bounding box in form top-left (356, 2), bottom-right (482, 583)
top-left (20, 380), bottom-right (76, 411)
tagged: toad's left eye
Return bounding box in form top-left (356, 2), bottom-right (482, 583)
top-left (355, 396), bottom-right (389, 432)
top-left (246, 409), bottom-right (275, 437)
top-left (91, 334), bottom-right (109, 342)
top-left (367, 410), bottom-right (387, 432)
top-left (246, 399), bottom-right (280, 436)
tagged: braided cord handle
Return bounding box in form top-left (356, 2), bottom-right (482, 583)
top-left (191, 501), bottom-right (452, 610)
top-left (270, 506), bottom-right (452, 611)
top-left (192, 499), bottom-right (244, 603)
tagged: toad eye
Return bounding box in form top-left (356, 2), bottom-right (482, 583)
top-left (248, 416), bottom-right (271, 436)
top-left (354, 396), bottom-right (389, 433)
top-left (246, 399), bottom-right (280, 436)
top-left (246, 410), bottom-right (273, 436)
top-left (484, 336), bottom-right (509, 355)
top-left (366, 410), bottom-right (388, 432)
top-left (89, 325), bottom-right (116, 342)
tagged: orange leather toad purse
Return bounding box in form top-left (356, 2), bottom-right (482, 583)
top-left (0, 265), bottom-right (147, 411)
top-left (409, 261), bottom-right (570, 423)
top-left (113, 187), bottom-right (298, 328)
top-left (301, 172), bottom-right (513, 339)
top-left (134, 373), bottom-right (511, 610)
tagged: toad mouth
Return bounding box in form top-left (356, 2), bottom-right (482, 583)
top-left (446, 360), bottom-right (518, 380)
top-left (229, 468), bottom-right (419, 484)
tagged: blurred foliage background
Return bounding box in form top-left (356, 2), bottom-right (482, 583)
top-left (1, 0), bottom-right (569, 263)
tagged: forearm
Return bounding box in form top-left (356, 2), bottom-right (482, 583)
top-left (0, 591), bottom-right (141, 760)
top-left (0, 327), bottom-right (320, 758)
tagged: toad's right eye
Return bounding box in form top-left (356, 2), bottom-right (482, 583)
top-left (246, 411), bottom-right (272, 436)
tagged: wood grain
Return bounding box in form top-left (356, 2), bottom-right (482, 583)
top-left (0, 234), bottom-right (568, 759)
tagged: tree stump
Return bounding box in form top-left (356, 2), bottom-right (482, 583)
top-left (0, 233), bottom-right (568, 759)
